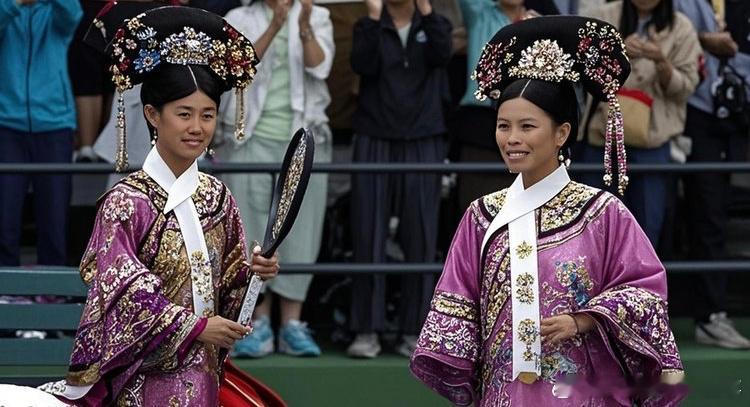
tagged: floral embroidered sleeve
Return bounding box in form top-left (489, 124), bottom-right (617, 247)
top-left (217, 189), bottom-right (253, 321)
top-left (65, 186), bottom-right (200, 405)
top-left (577, 199), bottom-right (684, 405)
top-left (410, 208), bottom-right (483, 407)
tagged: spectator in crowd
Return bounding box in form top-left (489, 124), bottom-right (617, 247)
top-left (453, 0), bottom-right (547, 212)
top-left (347, 0), bottom-right (451, 358)
top-left (578, 0), bottom-right (606, 14)
top-left (0, 0), bottom-right (82, 266)
top-left (216, 0), bottom-right (334, 358)
top-left (580, 0), bottom-right (701, 245)
top-left (676, 0), bottom-right (750, 349)
top-left (524, 0), bottom-right (559, 14)
top-left (68, 0), bottom-right (114, 162)
top-left (181, 0), bottom-right (241, 14)
top-left (552, 0), bottom-right (577, 13)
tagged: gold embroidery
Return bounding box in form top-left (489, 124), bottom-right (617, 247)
top-left (481, 189), bottom-right (508, 217)
top-left (515, 273), bottom-right (535, 304)
top-left (539, 182), bottom-right (599, 233)
top-left (515, 241), bottom-right (532, 260)
top-left (271, 136), bottom-right (307, 240)
top-left (508, 39), bottom-right (580, 83)
top-left (151, 228), bottom-right (191, 299)
top-left (432, 291), bottom-right (478, 321)
top-left (190, 250), bottom-right (215, 316)
top-left (483, 254), bottom-right (510, 342)
top-left (518, 318), bottom-right (538, 362)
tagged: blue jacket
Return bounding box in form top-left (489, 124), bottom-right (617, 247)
top-left (0, 0), bottom-right (82, 133)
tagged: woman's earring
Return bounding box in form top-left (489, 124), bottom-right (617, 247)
top-left (151, 130), bottom-right (158, 146)
top-left (558, 150), bottom-right (571, 168)
top-left (205, 147), bottom-right (215, 157)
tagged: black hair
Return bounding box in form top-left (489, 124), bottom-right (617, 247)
top-left (140, 64), bottom-right (226, 140)
top-left (496, 79), bottom-right (580, 157)
top-left (619, 0), bottom-right (674, 38)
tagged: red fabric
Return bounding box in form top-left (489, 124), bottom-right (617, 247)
top-left (616, 88), bottom-right (654, 107)
top-left (219, 360), bottom-right (286, 407)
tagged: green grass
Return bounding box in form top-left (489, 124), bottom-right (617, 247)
top-left (1, 319), bottom-right (749, 406)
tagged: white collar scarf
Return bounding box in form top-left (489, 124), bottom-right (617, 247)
top-left (142, 147), bottom-right (215, 318)
top-left (481, 165), bottom-right (570, 383)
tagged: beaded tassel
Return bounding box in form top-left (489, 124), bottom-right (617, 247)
top-left (114, 91), bottom-right (129, 172)
top-left (234, 87), bottom-right (246, 142)
top-left (604, 94), bottom-right (628, 194)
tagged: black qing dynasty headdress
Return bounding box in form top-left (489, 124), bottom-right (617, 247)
top-left (472, 16), bottom-right (631, 193)
top-left (95, 5), bottom-right (258, 171)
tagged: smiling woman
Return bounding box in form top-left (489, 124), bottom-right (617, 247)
top-left (140, 64), bottom-right (222, 175)
top-left (17, 6), bottom-right (285, 406)
top-left (410, 16), bottom-right (686, 406)
top-left (494, 78), bottom-right (578, 188)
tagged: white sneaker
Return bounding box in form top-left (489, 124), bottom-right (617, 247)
top-left (395, 335), bottom-right (418, 358)
top-left (346, 333), bottom-right (381, 358)
top-left (696, 312), bottom-right (750, 349)
top-left (15, 330), bottom-right (46, 339)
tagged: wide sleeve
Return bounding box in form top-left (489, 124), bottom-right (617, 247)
top-left (66, 187), bottom-right (201, 405)
top-left (217, 189), bottom-right (253, 321)
top-left (410, 207), bottom-right (482, 407)
top-left (577, 198), bottom-right (684, 402)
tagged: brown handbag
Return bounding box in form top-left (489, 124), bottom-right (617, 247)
top-left (616, 88), bottom-right (654, 148)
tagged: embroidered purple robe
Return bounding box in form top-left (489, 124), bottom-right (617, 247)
top-left (410, 182), bottom-right (685, 406)
top-left (62, 170), bottom-right (252, 406)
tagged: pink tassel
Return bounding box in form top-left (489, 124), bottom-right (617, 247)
top-left (605, 94), bottom-right (628, 194)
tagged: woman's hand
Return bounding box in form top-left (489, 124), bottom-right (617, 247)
top-left (299, 0), bottom-right (313, 29)
top-left (197, 316), bottom-right (251, 349)
top-left (251, 245), bottom-right (280, 280)
top-left (364, 0), bottom-right (383, 20)
top-left (541, 313), bottom-right (595, 345)
top-left (271, 0), bottom-right (291, 31)
top-left (415, 0), bottom-right (432, 16)
top-left (625, 33), bottom-right (644, 59)
top-left (639, 40), bottom-right (666, 64)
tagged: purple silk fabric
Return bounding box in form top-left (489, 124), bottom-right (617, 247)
top-left (59, 171), bottom-right (252, 406)
top-left (410, 182), bottom-right (685, 406)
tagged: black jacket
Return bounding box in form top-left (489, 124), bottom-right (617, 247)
top-left (351, 9), bottom-right (452, 140)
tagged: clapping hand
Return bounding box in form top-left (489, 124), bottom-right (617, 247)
top-left (625, 33), bottom-right (645, 59)
top-left (625, 32), bottom-right (665, 63)
top-left (299, 0), bottom-right (313, 28)
top-left (365, 0), bottom-right (383, 20)
top-left (271, 0), bottom-right (291, 31)
top-left (415, 0), bottom-right (432, 16)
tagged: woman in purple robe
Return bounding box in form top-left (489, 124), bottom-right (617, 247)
top-left (410, 16), bottom-right (686, 406)
top-left (35, 7), bottom-right (282, 406)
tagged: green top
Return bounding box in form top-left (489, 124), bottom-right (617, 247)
top-left (254, 5), bottom-right (294, 141)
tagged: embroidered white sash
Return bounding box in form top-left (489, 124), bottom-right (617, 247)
top-left (481, 165), bottom-right (570, 382)
top-left (143, 147), bottom-right (215, 318)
